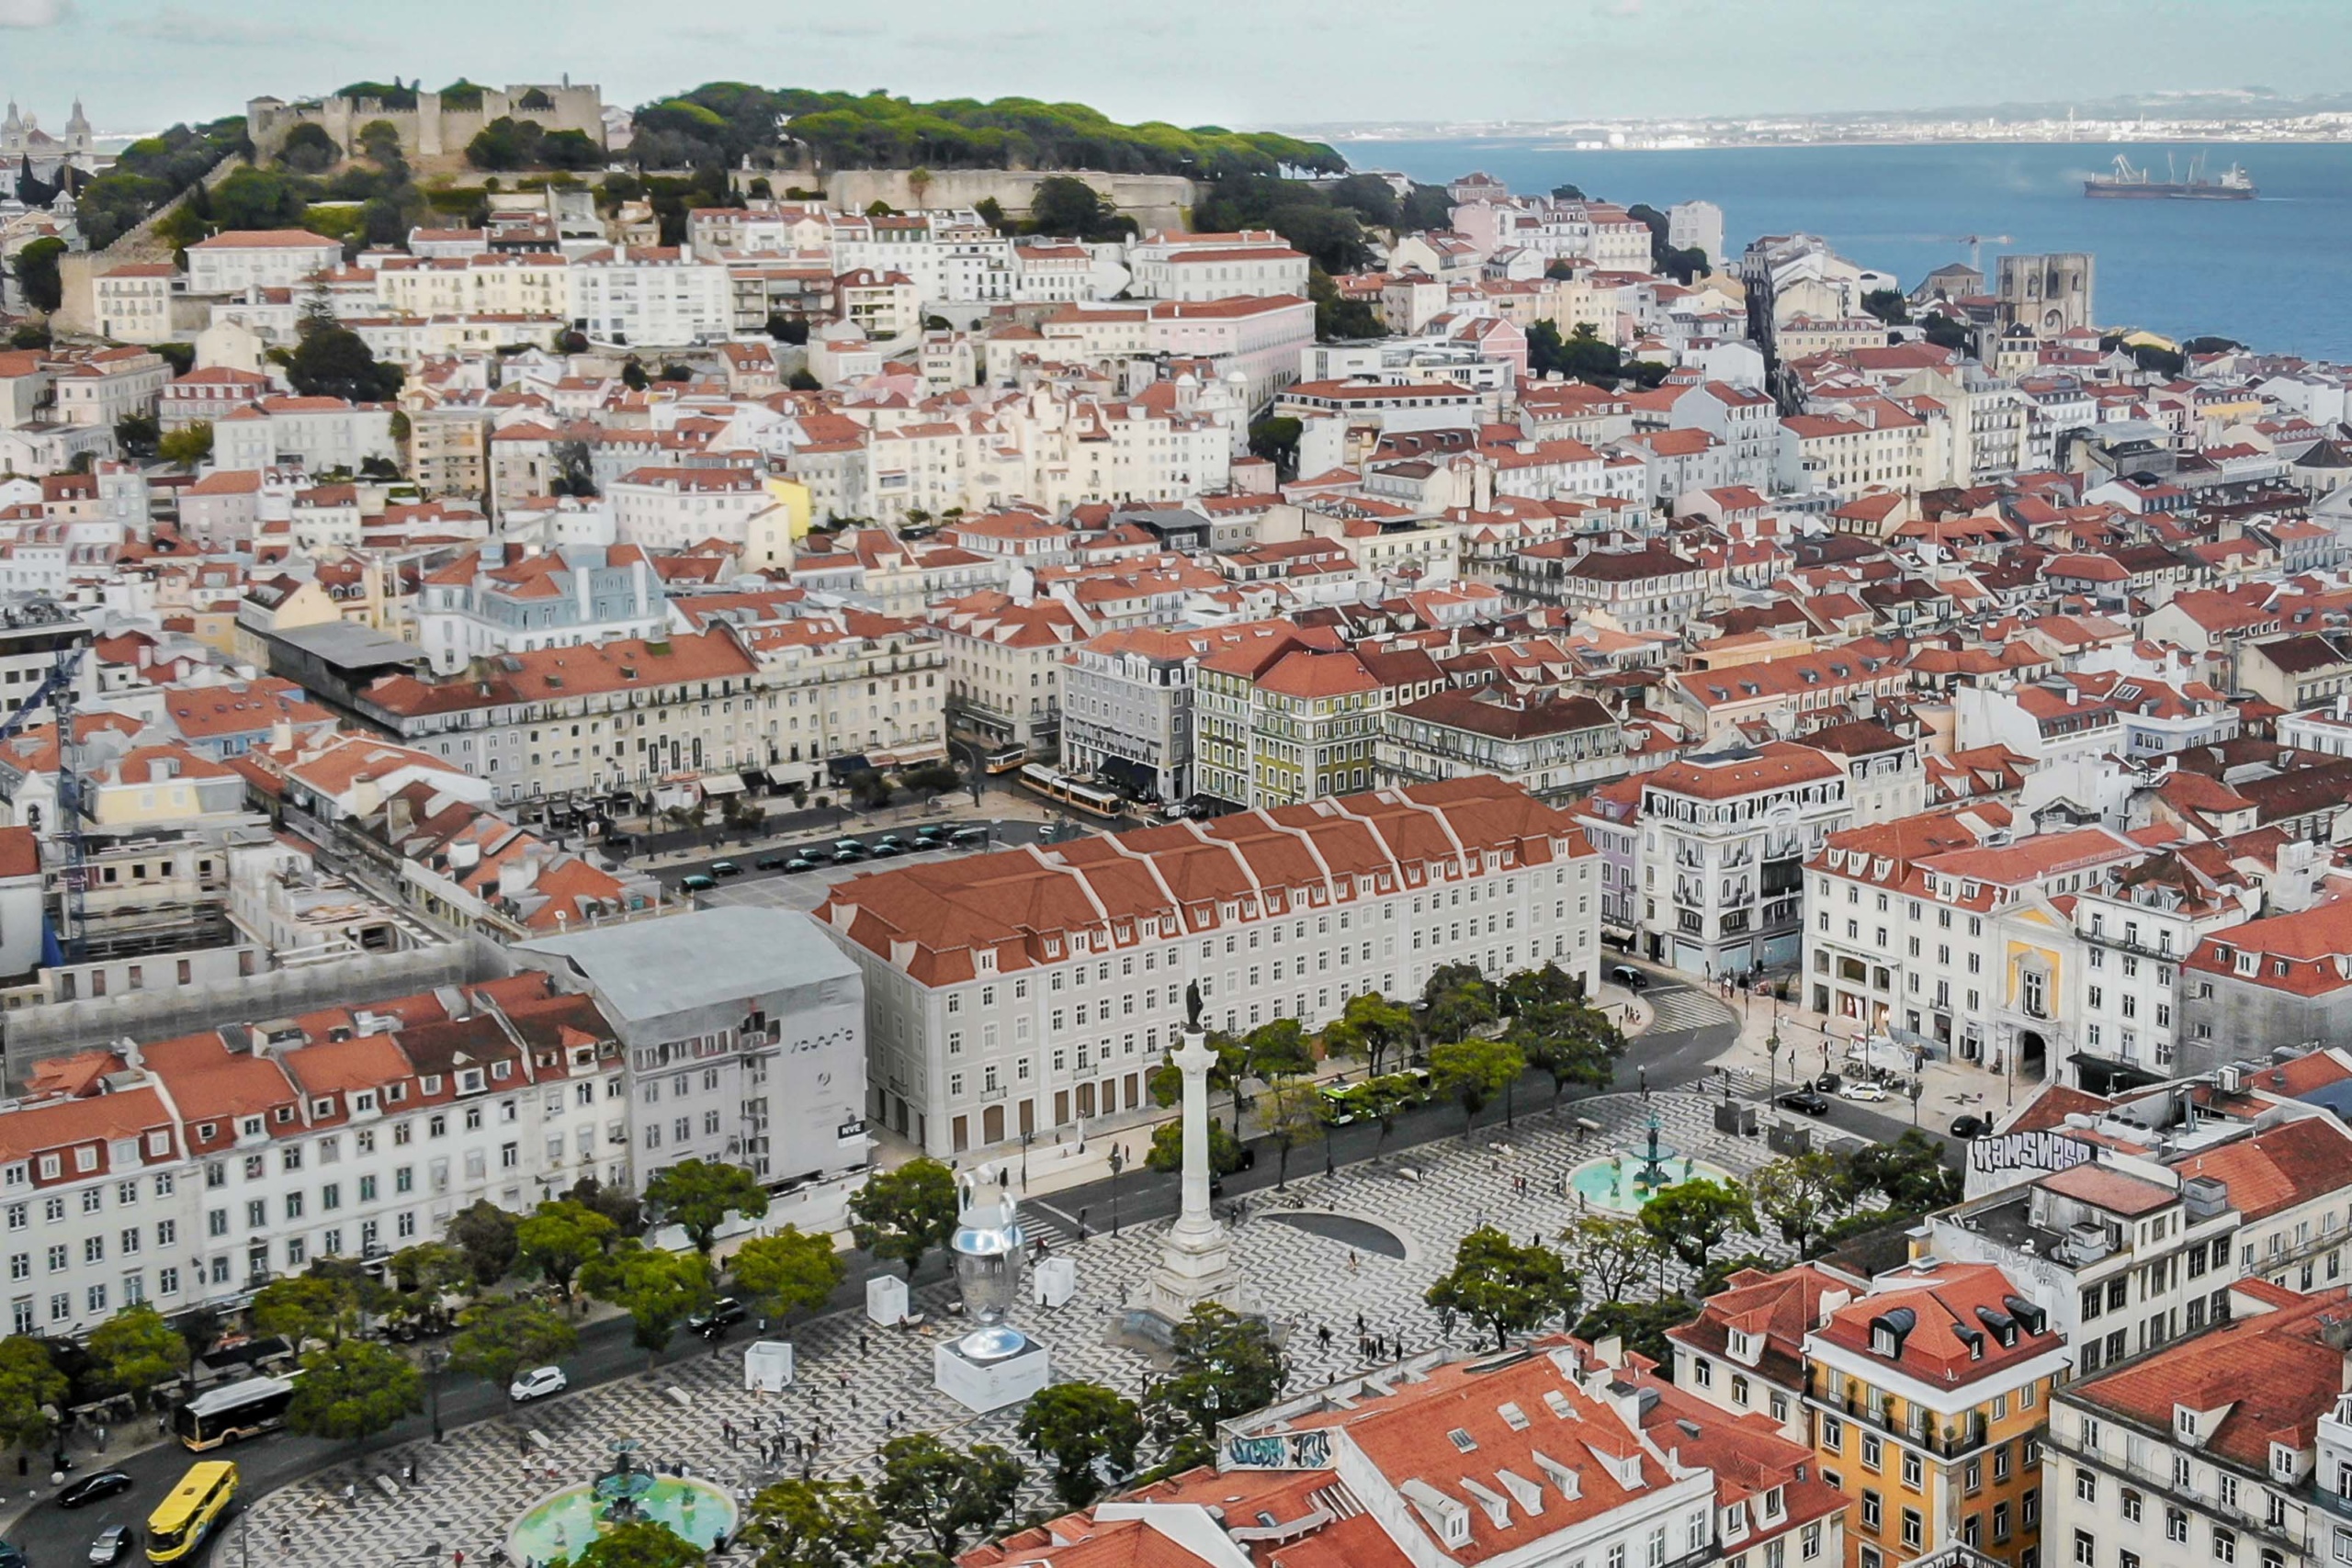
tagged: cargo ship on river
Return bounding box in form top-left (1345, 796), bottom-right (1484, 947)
top-left (2084, 152), bottom-right (2256, 200)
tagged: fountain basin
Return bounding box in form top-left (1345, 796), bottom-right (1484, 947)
top-left (1567, 1154), bottom-right (1738, 1215)
top-left (508, 1475), bottom-right (737, 1562)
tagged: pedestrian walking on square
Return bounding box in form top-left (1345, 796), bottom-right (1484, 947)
top-left (859, 1332), bottom-right (869, 1357)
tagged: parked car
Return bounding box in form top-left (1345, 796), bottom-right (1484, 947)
top-left (868, 841), bottom-right (904, 858)
top-left (680, 873), bottom-right (717, 893)
top-left (709, 860), bottom-right (743, 878)
top-left (784, 857), bottom-right (819, 874)
top-left (949, 827), bottom-right (990, 846)
top-left (830, 849), bottom-right (864, 865)
top-left (57, 1471), bottom-right (132, 1509)
top-left (753, 854), bottom-right (789, 871)
top-left (689, 1298), bottom-right (748, 1340)
top-left (1839, 1079), bottom-right (1889, 1102)
top-left (602, 833), bottom-right (634, 853)
top-left (1813, 1072), bottom-right (1842, 1094)
top-left (509, 1365), bottom-right (569, 1403)
top-left (831, 840), bottom-right (868, 858)
top-left (875, 834), bottom-right (909, 850)
top-left (1775, 1089), bottom-right (1832, 1116)
top-left (1950, 1113), bottom-right (1992, 1139)
top-left (1607, 963), bottom-right (1650, 992)
top-left (87, 1524), bottom-right (131, 1565)
top-left (913, 826), bottom-right (944, 844)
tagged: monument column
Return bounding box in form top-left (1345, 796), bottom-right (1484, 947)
top-left (1147, 985), bottom-right (1244, 1321)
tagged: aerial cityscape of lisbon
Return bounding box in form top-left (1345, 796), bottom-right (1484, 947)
top-left (4, 2), bottom-right (2352, 1565)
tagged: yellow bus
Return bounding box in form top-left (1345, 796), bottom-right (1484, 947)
top-left (145, 1461), bottom-right (237, 1564)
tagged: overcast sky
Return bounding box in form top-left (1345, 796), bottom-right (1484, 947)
top-left (0, 0), bottom-right (2340, 136)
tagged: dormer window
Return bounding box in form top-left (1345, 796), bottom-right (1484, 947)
top-left (2177, 1408), bottom-right (2199, 1442)
top-left (353, 1091), bottom-right (376, 1113)
top-left (240, 1116), bottom-right (263, 1137)
top-left (1870, 1307), bottom-right (1916, 1359)
top-left (458, 1069), bottom-right (485, 1095)
top-left (0, 1165), bottom-right (22, 1189)
top-left (421, 1076), bottom-right (443, 1096)
top-left (312, 1098), bottom-right (334, 1118)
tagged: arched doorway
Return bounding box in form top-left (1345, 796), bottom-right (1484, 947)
top-left (2018, 1030), bottom-right (2048, 1080)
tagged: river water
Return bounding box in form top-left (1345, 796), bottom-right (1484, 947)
top-left (1336, 138), bottom-right (2352, 361)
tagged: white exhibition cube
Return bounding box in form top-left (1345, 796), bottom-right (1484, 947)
top-left (865, 1273), bottom-right (910, 1325)
top-left (933, 1325), bottom-right (1051, 1414)
top-left (1035, 1254), bottom-right (1077, 1308)
top-left (742, 1339), bottom-right (794, 1392)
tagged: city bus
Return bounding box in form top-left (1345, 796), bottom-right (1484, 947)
top-left (173, 1375), bottom-right (296, 1450)
top-left (144, 1460), bottom-right (238, 1564)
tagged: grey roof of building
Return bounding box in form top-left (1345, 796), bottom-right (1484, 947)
top-left (520, 907), bottom-right (858, 1021)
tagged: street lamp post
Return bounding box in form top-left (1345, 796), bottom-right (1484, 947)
top-left (423, 1347), bottom-right (447, 1443)
top-left (1108, 1143), bottom-right (1125, 1237)
top-left (1768, 1022), bottom-right (1782, 1104)
top-left (1907, 1077), bottom-right (1924, 1128)
top-left (1020, 1130), bottom-right (1035, 1190)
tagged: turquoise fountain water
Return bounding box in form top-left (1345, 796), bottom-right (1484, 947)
top-left (1567, 1111), bottom-right (1735, 1214)
top-left (507, 1437), bottom-right (737, 1562)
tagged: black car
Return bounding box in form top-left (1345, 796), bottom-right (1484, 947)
top-left (709, 860), bottom-right (744, 878)
top-left (58, 1470), bottom-right (132, 1509)
top-left (753, 854), bottom-right (788, 871)
top-left (830, 849), bottom-right (864, 865)
top-left (913, 826), bottom-right (944, 843)
top-left (1950, 1113), bottom-right (1993, 1139)
top-left (688, 1298), bottom-right (748, 1339)
top-left (1607, 963), bottom-right (1650, 992)
top-left (603, 833), bottom-right (634, 853)
top-left (1775, 1089), bottom-right (1832, 1116)
top-left (784, 857), bottom-right (819, 874)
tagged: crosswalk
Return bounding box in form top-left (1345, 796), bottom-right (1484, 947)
top-left (1643, 986), bottom-right (1736, 1034)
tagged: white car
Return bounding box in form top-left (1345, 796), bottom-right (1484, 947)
top-left (509, 1366), bottom-right (568, 1403)
top-left (1839, 1079), bottom-right (1890, 1102)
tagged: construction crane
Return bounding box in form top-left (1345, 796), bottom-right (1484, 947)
top-left (1952, 234), bottom-right (2015, 275)
top-left (0, 642), bottom-right (92, 962)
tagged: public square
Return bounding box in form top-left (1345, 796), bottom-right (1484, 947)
top-left (239, 1086), bottom-right (1787, 1566)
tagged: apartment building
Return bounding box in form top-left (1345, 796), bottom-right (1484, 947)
top-left (567, 247), bottom-right (732, 346)
top-left (1377, 687), bottom-right (1629, 804)
top-left (354, 628), bottom-right (768, 806)
top-left (1804, 1260), bottom-right (2068, 1568)
top-left (813, 776), bottom-right (1600, 1157)
top-left (517, 908), bottom-right (869, 1193)
top-left (1125, 231), bottom-right (1308, 301)
top-left (414, 544), bottom-right (668, 673)
top-left (0, 970), bottom-right (624, 1335)
top-left (1670, 1262), bottom-right (1868, 1445)
top-left (1931, 1157), bottom-right (2243, 1378)
top-left (1060, 620), bottom-right (1295, 805)
top-left (183, 230), bottom-right (343, 297)
top-left (1643, 742), bottom-right (1851, 976)
top-left (927, 591), bottom-right (1088, 758)
top-left (1804, 819), bottom-right (2147, 1077)
top-left (2047, 1280), bottom-right (2344, 1568)
top-left (1193, 637), bottom-right (1444, 812)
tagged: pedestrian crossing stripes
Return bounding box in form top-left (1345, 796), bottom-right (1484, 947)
top-left (1642, 987), bottom-right (1736, 1033)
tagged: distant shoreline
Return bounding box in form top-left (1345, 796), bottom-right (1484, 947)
top-left (1317, 134), bottom-right (2348, 153)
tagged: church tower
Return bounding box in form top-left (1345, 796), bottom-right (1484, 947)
top-left (1, 102), bottom-right (22, 157)
top-left (64, 98), bottom-right (89, 155)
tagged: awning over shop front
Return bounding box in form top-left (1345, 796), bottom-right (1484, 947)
top-left (701, 773), bottom-right (747, 796)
